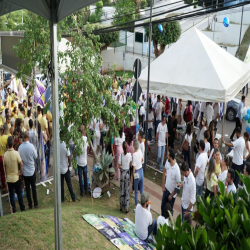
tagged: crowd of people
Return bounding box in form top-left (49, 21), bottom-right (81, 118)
top-left (1, 75), bottom-right (250, 243)
top-left (132, 92), bottom-right (250, 240)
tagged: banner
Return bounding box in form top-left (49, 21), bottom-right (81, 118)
top-left (83, 214), bottom-right (155, 250)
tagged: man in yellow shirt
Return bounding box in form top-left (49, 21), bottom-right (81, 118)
top-left (37, 106), bottom-right (42, 121)
top-left (24, 109), bottom-right (32, 131)
top-left (17, 107), bottom-right (25, 121)
top-left (6, 88), bottom-right (12, 106)
top-left (4, 136), bottom-right (25, 213)
top-left (6, 115), bottom-right (11, 129)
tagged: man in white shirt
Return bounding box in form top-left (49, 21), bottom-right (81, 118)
top-left (194, 140), bottom-right (208, 196)
top-left (204, 102), bottom-right (214, 127)
top-left (156, 116), bottom-right (168, 171)
top-left (119, 90), bottom-right (126, 106)
top-left (161, 149), bottom-right (180, 216)
top-left (208, 138), bottom-right (222, 162)
top-left (135, 192), bottom-right (157, 240)
top-left (178, 162), bottom-right (196, 222)
top-left (200, 102), bottom-right (206, 122)
top-left (146, 104), bottom-right (154, 142)
top-left (139, 105), bottom-right (146, 130)
top-left (138, 131), bottom-right (145, 164)
top-left (212, 102), bottom-right (220, 131)
top-left (77, 125), bottom-right (89, 197)
top-left (222, 127), bottom-right (245, 188)
top-left (155, 95), bottom-right (164, 132)
top-left (225, 169), bottom-right (237, 195)
top-left (60, 132), bottom-right (77, 202)
top-left (193, 101), bottom-right (200, 126)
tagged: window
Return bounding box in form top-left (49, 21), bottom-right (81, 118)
top-left (144, 35), bottom-right (148, 43)
top-left (135, 32), bottom-right (143, 43)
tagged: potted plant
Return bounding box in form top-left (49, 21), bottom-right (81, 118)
top-left (92, 148), bottom-right (115, 189)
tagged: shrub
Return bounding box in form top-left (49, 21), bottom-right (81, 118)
top-left (156, 174), bottom-right (250, 249)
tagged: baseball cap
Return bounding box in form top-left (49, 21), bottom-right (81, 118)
top-left (141, 192), bottom-right (150, 206)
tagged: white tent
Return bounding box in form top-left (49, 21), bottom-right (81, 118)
top-left (139, 28), bottom-right (250, 102)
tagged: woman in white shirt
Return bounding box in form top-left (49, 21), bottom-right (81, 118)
top-left (198, 117), bottom-right (207, 142)
top-left (205, 158), bottom-right (217, 199)
top-left (93, 118), bottom-right (103, 151)
top-left (115, 128), bottom-right (125, 181)
top-left (204, 130), bottom-right (211, 157)
top-left (243, 132), bottom-right (250, 173)
top-left (132, 140), bottom-right (144, 206)
top-left (118, 141), bottom-right (132, 213)
top-left (218, 156), bottom-right (229, 193)
top-left (177, 99), bottom-right (182, 125)
top-left (181, 123), bottom-right (192, 169)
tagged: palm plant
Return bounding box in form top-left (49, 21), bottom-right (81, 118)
top-left (93, 148), bottom-right (115, 188)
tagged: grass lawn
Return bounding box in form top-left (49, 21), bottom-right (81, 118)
top-left (237, 25), bottom-right (250, 61)
top-left (115, 71), bottom-right (133, 79)
top-left (0, 178), bottom-right (158, 250)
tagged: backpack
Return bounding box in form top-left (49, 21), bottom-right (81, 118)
top-left (183, 107), bottom-right (187, 122)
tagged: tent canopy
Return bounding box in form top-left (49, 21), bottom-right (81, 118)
top-left (139, 28), bottom-right (250, 103)
top-left (0, 0), bottom-right (96, 22)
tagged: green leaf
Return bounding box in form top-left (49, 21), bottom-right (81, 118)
top-left (241, 237), bottom-right (250, 249)
top-left (243, 206), bottom-right (249, 220)
top-left (177, 233), bottom-right (189, 246)
top-left (99, 171), bottom-right (104, 181)
top-left (176, 214), bottom-right (182, 228)
top-left (224, 208), bottom-right (232, 227)
top-left (231, 214), bottom-right (238, 232)
top-left (201, 213), bottom-right (212, 228)
top-left (218, 180), bottom-right (225, 196)
top-left (242, 220), bottom-right (250, 234)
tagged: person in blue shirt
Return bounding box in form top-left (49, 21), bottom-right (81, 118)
top-left (230, 95), bottom-right (245, 141)
top-left (18, 131), bottom-right (38, 209)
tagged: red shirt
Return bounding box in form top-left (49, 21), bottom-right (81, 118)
top-left (165, 98), bottom-right (170, 115)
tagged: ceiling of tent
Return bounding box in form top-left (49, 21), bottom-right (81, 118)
top-left (0, 0), bottom-right (98, 22)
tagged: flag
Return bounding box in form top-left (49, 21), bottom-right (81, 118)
top-left (34, 80), bottom-right (46, 108)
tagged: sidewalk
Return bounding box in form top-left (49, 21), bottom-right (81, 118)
top-left (87, 155), bottom-right (182, 220)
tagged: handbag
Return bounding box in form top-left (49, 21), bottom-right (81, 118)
top-left (134, 172), bottom-right (139, 179)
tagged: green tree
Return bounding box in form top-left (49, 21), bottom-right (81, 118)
top-left (14, 11), bottom-right (135, 166)
top-left (145, 20), bottom-right (181, 58)
top-left (14, 12), bottom-right (51, 84)
top-left (0, 16), bottom-right (7, 31)
top-left (102, 0), bottom-right (112, 6)
top-left (113, 0), bottom-right (138, 32)
top-left (89, 1), bottom-right (103, 23)
top-left (6, 19), bottom-right (17, 31)
top-left (92, 23), bottom-right (119, 52)
top-left (58, 16), bottom-right (135, 163)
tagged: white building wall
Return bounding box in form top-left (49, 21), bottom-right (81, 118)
top-left (101, 46), bottom-right (154, 72)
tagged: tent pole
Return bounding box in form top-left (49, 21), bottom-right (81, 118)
top-left (221, 102), bottom-right (226, 152)
top-left (237, 6), bottom-right (244, 59)
top-left (50, 0), bottom-right (62, 249)
top-left (144, 0), bottom-right (153, 172)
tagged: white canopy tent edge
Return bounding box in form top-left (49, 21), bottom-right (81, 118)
top-left (138, 67), bottom-right (250, 102)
